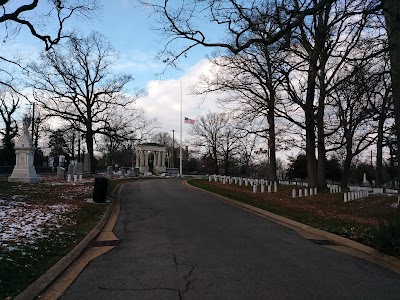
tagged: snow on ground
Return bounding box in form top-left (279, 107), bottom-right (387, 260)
top-left (0, 177), bottom-right (95, 253)
top-left (0, 199), bottom-right (77, 249)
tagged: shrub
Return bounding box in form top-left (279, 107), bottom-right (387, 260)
top-left (373, 207), bottom-right (400, 257)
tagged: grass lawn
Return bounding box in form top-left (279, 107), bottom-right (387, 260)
top-left (188, 179), bottom-right (400, 257)
top-left (0, 176), bottom-right (111, 299)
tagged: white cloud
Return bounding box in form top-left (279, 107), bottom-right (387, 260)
top-left (136, 59), bottom-right (223, 142)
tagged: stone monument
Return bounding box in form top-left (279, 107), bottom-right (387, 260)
top-left (83, 153), bottom-right (91, 174)
top-left (8, 117), bottom-right (39, 184)
top-left (362, 173), bottom-right (369, 186)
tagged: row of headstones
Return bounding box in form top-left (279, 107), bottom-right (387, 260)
top-left (209, 175), bottom-right (278, 193)
top-left (328, 184), bottom-right (390, 197)
top-left (292, 188), bottom-right (318, 198)
top-left (327, 184), bottom-right (342, 193)
top-left (348, 186), bottom-right (381, 193)
top-left (348, 186), bottom-right (399, 195)
top-left (57, 164), bottom-right (84, 182)
top-left (343, 190), bottom-right (369, 202)
top-left (279, 180), bottom-right (308, 187)
top-left (105, 166), bottom-right (137, 178)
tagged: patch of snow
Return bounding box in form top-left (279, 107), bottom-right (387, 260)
top-left (0, 201), bottom-right (76, 249)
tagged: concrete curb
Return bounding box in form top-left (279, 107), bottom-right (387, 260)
top-left (183, 180), bottom-right (400, 272)
top-left (14, 183), bottom-right (125, 300)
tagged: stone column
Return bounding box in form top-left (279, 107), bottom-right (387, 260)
top-left (153, 151), bottom-right (157, 167)
top-left (161, 151), bottom-right (165, 167)
top-left (145, 151), bottom-right (148, 166)
top-left (135, 150), bottom-right (140, 168)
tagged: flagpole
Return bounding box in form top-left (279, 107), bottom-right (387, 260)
top-left (180, 81), bottom-right (183, 176)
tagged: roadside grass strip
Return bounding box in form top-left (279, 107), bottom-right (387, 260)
top-left (0, 178), bottom-right (107, 299)
top-left (188, 179), bottom-right (399, 257)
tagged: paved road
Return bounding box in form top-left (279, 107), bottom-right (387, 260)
top-left (61, 179), bottom-right (400, 299)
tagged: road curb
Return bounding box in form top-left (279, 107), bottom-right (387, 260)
top-left (183, 180), bottom-right (400, 272)
top-left (14, 183), bottom-right (125, 300)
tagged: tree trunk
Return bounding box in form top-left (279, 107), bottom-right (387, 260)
top-left (317, 64), bottom-right (327, 189)
top-left (383, 0), bottom-right (400, 183)
top-left (341, 129), bottom-right (353, 188)
top-left (341, 156), bottom-right (352, 189)
top-left (267, 106), bottom-right (277, 181)
top-left (376, 116), bottom-right (384, 187)
top-left (317, 104), bottom-right (327, 189)
top-left (305, 64), bottom-right (318, 188)
top-left (212, 147), bottom-right (219, 174)
top-left (224, 152), bottom-right (229, 176)
top-left (86, 131), bottom-right (95, 174)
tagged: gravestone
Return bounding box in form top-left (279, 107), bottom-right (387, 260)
top-left (8, 117), bottom-right (39, 184)
top-left (84, 153), bottom-right (91, 174)
top-left (59, 155), bottom-right (65, 167)
top-left (57, 167), bottom-right (66, 180)
top-left (67, 164), bottom-right (74, 182)
top-left (49, 156), bottom-right (55, 170)
top-left (68, 164), bottom-right (74, 176)
top-left (106, 166), bottom-right (113, 178)
top-left (76, 162), bottom-right (83, 175)
top-left (73, 164), bottom-right (77, 175)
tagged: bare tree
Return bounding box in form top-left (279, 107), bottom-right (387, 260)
top-left (28, 31), bottom-right (142, 173)
top-left (0, 0), bottom-right (99, 91)
top-left (236, 131), bottom-right (260, 177)
top-left (141, 0), bottom-right (338, 66)
top-left (367, 59), bottom-right (393, 187)
top-left (189, 112), bottom-right (232, 174)
top-left (194, 40), bottom-right (282, 180)
top-left (0, 89), bottom-right (19, 165)
top-left (382, 0), bottom-right (400, 182)
top-left (274, 0), bottom-right (382, 188)
top-left (330, 66), bottom-right (377, 188)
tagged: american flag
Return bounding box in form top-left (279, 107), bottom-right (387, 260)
top-left (184, 117), bottom-right (195, 124)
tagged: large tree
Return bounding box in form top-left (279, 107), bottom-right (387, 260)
top-left (189, 112), bottom-right (232, 174)
top-left (330, 66), bottom-right (377, 188)
top-left (382, 0), bottom-right (400, 183)
top-left (194, 41), bottom-right (282, 181)
top-left (144, 0), bottom-right (387, 187)
top-left (142, 0), bottom-right (337, 65)
top-left (0, 90), bottom-right (19, 166)
top-left (0, 0), bottom-right (99, 91)
top-left (28, 31), bottom-right (142, 173)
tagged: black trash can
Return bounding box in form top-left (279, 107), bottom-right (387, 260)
top-left (93, 177), bottom-right (108, 203)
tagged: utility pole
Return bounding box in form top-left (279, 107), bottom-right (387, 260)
top-left (31, 102), bottom-right (35, 140)
top-left (172, 129), bottom-right (175, 168)
top-left (180, 81), bottom-right (183, 176)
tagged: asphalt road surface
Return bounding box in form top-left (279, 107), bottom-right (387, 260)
top-left (61, 179), bottom-right (400, 299)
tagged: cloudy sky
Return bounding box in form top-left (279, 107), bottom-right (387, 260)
top-left (4, 0), bottom-right (225, 142)
top-left (77, 1), bottom-right (222, 139)
top-left (2, 0), bottom-right (299, 162)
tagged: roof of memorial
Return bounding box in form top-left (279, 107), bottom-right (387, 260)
top-left (138, 142), bottom-right (165, 147)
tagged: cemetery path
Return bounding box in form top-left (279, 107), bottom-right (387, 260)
top-left (60, 179), bottom-right (400, 299)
